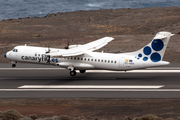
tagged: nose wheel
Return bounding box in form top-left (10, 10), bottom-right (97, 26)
top-left (11, 61), bottom-right (17, 68)
top-left (12, 64), bottom-right (16, 68)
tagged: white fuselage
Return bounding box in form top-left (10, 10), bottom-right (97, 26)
top-left (5, 45), bottom-right (169, 71)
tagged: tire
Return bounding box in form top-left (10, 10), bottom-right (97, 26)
top-left (12, 64), bottom-right (16, 68)
top-left (70, 71), bottom-right (76, 76)
top-left (79, 70), bottom-right (86, 73)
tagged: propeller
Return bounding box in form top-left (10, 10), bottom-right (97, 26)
top-left (45, 46), bottom-right (51, 54)
top-left (65, 40), bottom-right (69, 49)
top-left (45, 43), bottom-right (51, 64)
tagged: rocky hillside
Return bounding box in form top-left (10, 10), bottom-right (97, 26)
top-left (1, 7), bottom-right (180, 62)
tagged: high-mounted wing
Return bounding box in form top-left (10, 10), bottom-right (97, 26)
top-left (46, 37), bottom-right (114, 58)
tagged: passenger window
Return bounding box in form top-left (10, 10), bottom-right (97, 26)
top-left (115, 61), bottom-right (116, 64)
top-left (105, 60), bottom-right (106, 63)
top-left (101, 60), bottom-right (103, 62)
top-left (81, 58), bottom-right (83, 60)
top-left (108, 60), bottom-right (110, 63)
top-left (91, 59), bottom-right (93, 61)
top-left (111, 60), bottom-right (113, 63)
top-left (98, 59), bottom-right (100, 62)
top-left (77, 58), bottom-right (79, 60)
top-left (84, 58), bottom-right (86, 61)
top-left (88, 59), bottom-right (90, 61)
top-left (74, 57), bottom-right (76, 60)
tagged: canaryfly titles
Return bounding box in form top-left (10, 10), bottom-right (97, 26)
top-left (21, 55), bottom-right (58, 63)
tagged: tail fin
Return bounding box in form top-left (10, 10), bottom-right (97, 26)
top-left (125, 31), bottom-right (174, 62)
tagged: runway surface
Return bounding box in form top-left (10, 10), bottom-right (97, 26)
top-left (0, 63), bottom-right (180, 98)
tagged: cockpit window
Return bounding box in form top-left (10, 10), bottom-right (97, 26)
top-left (12, 49), bottom-right (18, 52)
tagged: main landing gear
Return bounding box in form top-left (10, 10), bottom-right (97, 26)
top-left (79, 70), bottom-right (86, 73)
top-left (67, 66), bottom-right (86, 76)
top-left (70, 71), bottom-right (76, 76)
top-left (68, 65), bottom-right (76, 76)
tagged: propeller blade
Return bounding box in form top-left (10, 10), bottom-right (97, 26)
top-left (65, 40), bottom-right (69, 49)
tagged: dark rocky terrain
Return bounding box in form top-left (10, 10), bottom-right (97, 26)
top-left (0, 99), bottom-right (180, 120)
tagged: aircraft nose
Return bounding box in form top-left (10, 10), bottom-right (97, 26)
top-left (4, 53), bottom-right (7, 58)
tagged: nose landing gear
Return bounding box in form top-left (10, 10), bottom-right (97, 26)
top-left (11, 61), bottom-right (17, 68)
top-left (12, 64), bottom-right (16, 68)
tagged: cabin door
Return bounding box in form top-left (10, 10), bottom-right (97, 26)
top-left (119, 56), bottom-right (124, 70)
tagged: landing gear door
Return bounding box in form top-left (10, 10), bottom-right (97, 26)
top-left (119, 57), bottom-right (124, 70)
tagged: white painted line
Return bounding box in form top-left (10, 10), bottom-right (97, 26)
top-left (86, 70), bottom-right (180, 73)
top-left (0, 68), bottom-right (63, 70)
top-left (148, 67), bottom-right (180, 70)
top-left (18, 85), bottom-right (164, 89)
top-left (0, 68), bottom-right (180, 73)
top-left (1, 89), bottom-right (180, 92)
top-left (125, 70), bottom-right (180, 73)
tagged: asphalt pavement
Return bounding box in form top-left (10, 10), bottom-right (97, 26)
top-left (0, 63), bottom-right (180, 98)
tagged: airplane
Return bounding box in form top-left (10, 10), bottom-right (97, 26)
top-left (4, 31), bottom-right (174, 76)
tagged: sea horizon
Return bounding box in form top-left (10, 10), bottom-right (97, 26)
top-left (0, 0), bottom-right (180, 21)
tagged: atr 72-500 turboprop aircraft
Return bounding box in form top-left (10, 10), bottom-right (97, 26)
top-left (4, 31), bottom-right (174, 76)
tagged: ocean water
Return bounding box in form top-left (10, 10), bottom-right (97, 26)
top-left (0, 0), bottom-right (180, 21)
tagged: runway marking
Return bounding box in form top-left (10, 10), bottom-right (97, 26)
top-left (88, 70), bottom-right (180, 73)
top-left (0, 68), bottom-right (180, 73)
top-left (1, 89), bottom-right (180, 92)
top-left (18, 85), bottom-right (164, 89)
top-left (0, 68), bottom-right (63, 70)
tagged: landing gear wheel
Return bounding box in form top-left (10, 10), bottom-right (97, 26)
top-left (70, 71), bottom-right (76, 76)
top-left (12, 64), bottom-right (16, 68)
top-left (80, 70), bottom-right (86, 73)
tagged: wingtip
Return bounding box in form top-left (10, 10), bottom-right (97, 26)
top-left (108, 37), bottom-right (115, 41)
top-left (103, 37), bottom-right (114, 42)
top-left (170, 34), bottom-right (175, 37)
